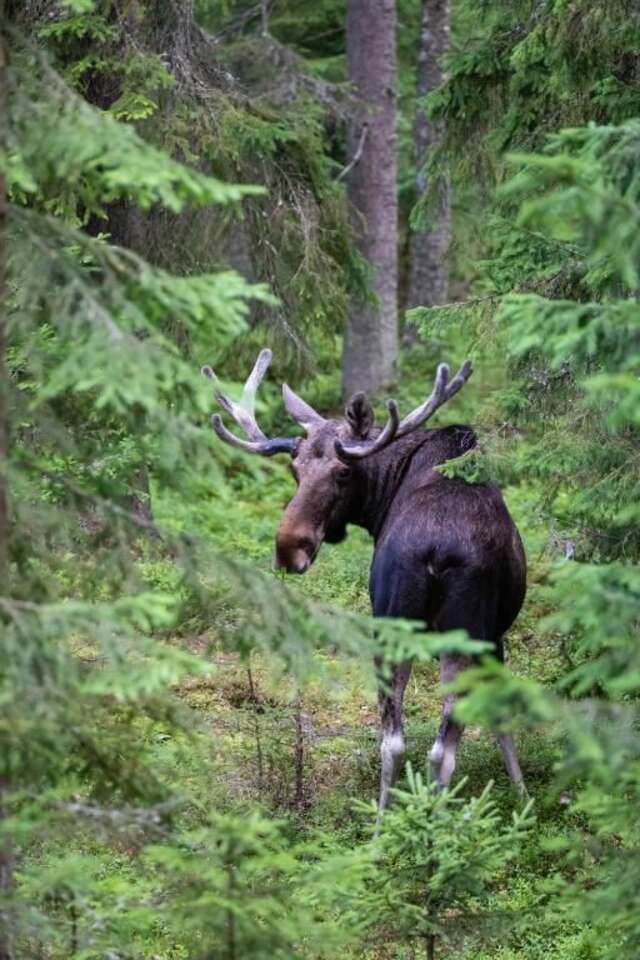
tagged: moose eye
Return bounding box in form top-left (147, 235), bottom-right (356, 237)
top-left (334, 466), bottom-right (351, 486)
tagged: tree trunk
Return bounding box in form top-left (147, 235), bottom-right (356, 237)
top-left (0, 12), bottom-right (14, 958)
top-left (407, 0), bottom-right (450, 312)
top-left (246, 665), bottom-right (264, 791)
top-left (0, 0), bottom-right (8, 588)
top-left (343, 0), bottom-right (398, 399)
top-left (426, 931), bottom-right (435, 960)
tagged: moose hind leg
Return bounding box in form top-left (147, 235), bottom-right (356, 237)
top-left (369, 547), bottom-right (428, 820)
top-left (429, 654), bottom-right (472, 789)
top-left (431, 722), bottom-right (464, 788)
top-left (377, 661), bottom-right (412, 815)
top-left (428, 573), bottom-right (499, 788)
top-left (496, 733), bottom-right (528, 798)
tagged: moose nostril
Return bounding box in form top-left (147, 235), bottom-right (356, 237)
top-left (295, 537), bottom-right (315, 555)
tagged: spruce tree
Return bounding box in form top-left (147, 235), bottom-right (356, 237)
top-left (343, 0), bottom-right (399, 397)
top-left (408, 4), bottom-right (640, 956)
top-left (407, 0), bottom-right (450, 312)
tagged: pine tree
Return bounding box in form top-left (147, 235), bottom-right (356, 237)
top-left (359, 766), bottom-right (534, 959)
top-left (4, 16), bottom-right (372, 950)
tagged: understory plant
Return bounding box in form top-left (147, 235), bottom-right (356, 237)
top-left (360, 766), bottom-right (534, 959)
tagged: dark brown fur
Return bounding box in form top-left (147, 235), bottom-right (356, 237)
top-left (276, 422), bottom-right (526, 648)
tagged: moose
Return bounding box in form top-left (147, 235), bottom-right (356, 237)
top-left (203, 349), bottom-right (528, 810)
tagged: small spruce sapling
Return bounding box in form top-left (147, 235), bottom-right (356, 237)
top-left (361, 764), bottom-right (534, 959)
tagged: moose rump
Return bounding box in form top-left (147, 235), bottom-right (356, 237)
top-left (370, 472), bottom-right (525, 647)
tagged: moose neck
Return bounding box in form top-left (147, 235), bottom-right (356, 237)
top-left (348, 432), bottom-right (431, 540)
top-left (347, 424), bottom-right (476, 541)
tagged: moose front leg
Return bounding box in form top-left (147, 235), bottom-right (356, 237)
top-left (377, 661), bottom-right (412, 817)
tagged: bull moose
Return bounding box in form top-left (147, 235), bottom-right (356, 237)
top-left (203, 349), bottom-right (527, 810)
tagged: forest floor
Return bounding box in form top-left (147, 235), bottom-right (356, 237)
top-left (29, 362), bottom-right (593, 959)
top-left (147, 452), bottom-right (592, 960)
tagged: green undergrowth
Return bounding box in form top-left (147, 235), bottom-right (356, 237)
top-left (23, 516), bottom-right (590, 957)
top-left (127, 355), bottom-right (586, 957)
top-left (17, 345), bottom-right (592, 958)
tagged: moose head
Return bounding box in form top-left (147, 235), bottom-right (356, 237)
top-left (203, 349), bottom-right (472, 575)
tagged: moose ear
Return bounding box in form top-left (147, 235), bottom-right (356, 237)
top-left (345, 392), bottom-right (374, 439)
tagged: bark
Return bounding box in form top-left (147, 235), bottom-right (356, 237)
top-left (0, 0), bottom-right (8, 587)
top-left (246, 665), bottom-right (264, 790)
top-left (343, 0), bottom-right (398, 399)
top-left (130, 0), bottom-right (230, 94)
top-left (426, 932), bottom-right (435, 960)
top-left (407, 0), bottom-right (450, 312)
top-left (0, 10), bottom-right (13, 955)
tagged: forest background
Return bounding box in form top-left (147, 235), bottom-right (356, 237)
top-left (2, 0), bottom-right (640, 958)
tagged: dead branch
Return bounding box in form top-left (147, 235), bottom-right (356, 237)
top-left (336, 123), bottom-right (369, 182)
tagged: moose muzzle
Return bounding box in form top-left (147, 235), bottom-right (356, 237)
top-left (274, 527), bottom-right (319, 575)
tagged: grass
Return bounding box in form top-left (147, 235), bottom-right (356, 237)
top-left (19, 353), bottom-right (598, 960)
top-left (149, 441), bottom-right (594, 959)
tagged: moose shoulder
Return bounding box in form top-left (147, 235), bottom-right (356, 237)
top-left (205, 350), bottom-right (528, 811)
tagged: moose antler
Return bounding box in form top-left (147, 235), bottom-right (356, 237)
top-left (335, 360), bottom-right (473, 461)
top-left (203, 349), bottom-right (298, 457)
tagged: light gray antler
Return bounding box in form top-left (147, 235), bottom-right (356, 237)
top-left (203, 349), bottom-right (297, 457)
top-left (395, 360), bottom-right (473, 438)
top-left (335, 360), bottom-right (473, 461)
top-left (281, 384), bottom-right (326, 432)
